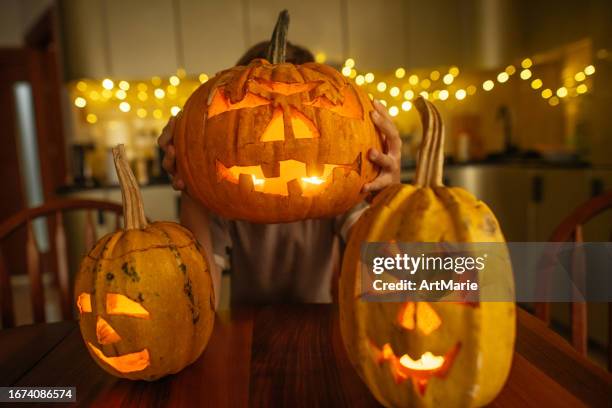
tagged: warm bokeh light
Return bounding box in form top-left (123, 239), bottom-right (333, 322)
top-left (171, 106), bottom-right (181, 116)
top-left (584, 65), bottom-right (595, 75)
top-left (466, 85), bottom-right (476, 95)
top-left (118, 80), bottom-right (130, 90)
top-left (395, 67), bottom-right (406, 78)
top-left (556, 87), bottom-right (568, 98)
top-left (521, 58), bottom-right (533, 68)
top-left (404, 90), bottom-right (414, 100)
top-left (389, 86), bottom-right (400, 97)
top-left (314, 52), bottom-right (326, 63)
top-left (482, 80), bottom-right (494, 91)
top-left (548, 96), bottom-right (559, 106)
top-left (438, 89), bottom-right (449, 100)
top-left (376, 82), bottom-right (387, 92)
top-left (344, 58), bottom-right (355, 68)
top-left (341, 66), bottom-right (351, 76)
top-left (401, 101), bottom-right (412, 111)
top-left (388, 106), bottom-right (399, 117)
top-left (102, 78), bottom-right (114, 90)
top-left (531, 79), bottom-right (543, 89)
top-left (430, 70), bottom-right (440, 81)
top-left (448, 66), bottom-right (459, 76)
top-left (442, 73), bottom-right (454, 85)
top-left (541, 88), bottom-right (553, 99)
top-left (198, 73), bottom-right (209, 83)
top-left (115, 89), bottom-right (127, 100)
top-left (119, 101), bottom-right (131, 112)
top-left (137, 91), bottom-right (148, 101)
top-left (169, 75), bottom-right (180, 86)
top-left (151, 76), bottom-right (162, 86)
top-left (154, 88), bottom-right (165, 99)
top-left (365, 72), bottom-right (375, 83)
top-left (420, 78), bottom-right (431, 89)
top-left (419, 91), bottom-right (428, 100)
top-left (76, 81), bottom-right (87, 92)
top-left (455, 89), bottom-right (466, 100)
top-left (497, 72), bottom-right (509, 83)
top-left (153, 108), bottom-right (163, 119)
top-left (86, 113), bottom-right (97, 124)
top-left (520, 69), bottom-right (532, 80)
top-left (74, 97), bottom-right (87, 108)
top-left (576, 84), bottom-right (588, 94)
top-left (574, 72), bottom-right (586, 81)
top-left (355, 75), bottom-right (365, 86)
top-left (408, 74), bottom-right (419, 85)
top-left (136, 108), bottom-right (147, 118)
top-left (137, 82), bottom-right (148, 91)
top-left (505, 65), bottom-right (516, 75)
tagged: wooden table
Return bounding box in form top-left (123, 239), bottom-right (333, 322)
top-left (1, 306), bottom-right (610, 407)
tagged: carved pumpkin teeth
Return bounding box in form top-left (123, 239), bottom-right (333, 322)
top-left (217, 158), bottom-right (359, 196)
top-left (287, 179), bottom-right (303, 197)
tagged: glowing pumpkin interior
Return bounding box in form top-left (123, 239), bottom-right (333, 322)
top-left (369, 302), bottom-right (461, 396)
top-left (78, 292), bottom-right (151, 373)
top-left (208, 80), bottom-right (364, 197)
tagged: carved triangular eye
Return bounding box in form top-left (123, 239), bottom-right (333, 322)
top-left (260, 107), bottom-right (285, 142)
top-left (77, 293), bottom-right (92, 313)
top-left (106, 294), bottom-right (150, 319)
top-left (290, 108), bottom-right (319, 139)
top-left (208, 88), bottom-right (271, 118)
top-left (96, 317), bottom-right (121, 344)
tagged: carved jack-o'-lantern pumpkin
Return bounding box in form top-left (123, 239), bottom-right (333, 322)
top-left (174, 11), bottom-right (381, 223)
top-left (339, 98), bottom-right (515, 407)
top-left (74, 145), bottom-right (215, 380)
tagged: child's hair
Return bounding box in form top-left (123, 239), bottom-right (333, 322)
top-left (236, 41), bottom-right (315, 66)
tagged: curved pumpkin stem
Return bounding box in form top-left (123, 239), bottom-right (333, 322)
top-left (112, 144), bottom-right (148, 230)
top-left (414, 97), bottom-right (445, 187)
top-left (266, 10), bottom-right (289, 64)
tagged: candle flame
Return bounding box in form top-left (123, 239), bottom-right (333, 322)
top-left (301, 176), bottom-right (325, 185)
top-left (399, 352), bottom-right (445, 371)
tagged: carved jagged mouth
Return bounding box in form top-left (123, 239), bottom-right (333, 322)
top-left (369, 340), bottom-right (461, 396)
top-left (216, 154), bottom-right (361, 197)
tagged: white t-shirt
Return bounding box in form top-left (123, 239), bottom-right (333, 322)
top-left (210, 203), bottom-right (367, 304)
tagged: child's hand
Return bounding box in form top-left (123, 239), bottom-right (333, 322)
top-left (158, 117), bottom-right (185, 191)
top-left (363, 100), bottom-right (402, 193)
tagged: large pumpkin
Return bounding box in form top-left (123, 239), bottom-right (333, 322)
top-left (339, 98), bottom-right (515, 407)
top-left (174, 11), bottom-right (381, 223)
top-left (74, 145), bottom-right (215, 380)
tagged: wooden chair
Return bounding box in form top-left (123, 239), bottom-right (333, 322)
top-left (534, 190), bottom-right (612, 371)
top-left (0, 199), bottom-right (123, 328)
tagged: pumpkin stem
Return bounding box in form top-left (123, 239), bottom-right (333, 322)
top-left (414, 97), bottom-right (445, 187)
top-left (112, 144), bottom-right (148, 230)
top-left (266, 10), bottom-right (290, 64)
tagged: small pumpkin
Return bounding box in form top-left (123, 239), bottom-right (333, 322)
top-left (174, 10), bottom-right (381, 223)
top-left (74, 145), bottom-right (215, 380)
top-left (339, 98), bottom-right (515, 407)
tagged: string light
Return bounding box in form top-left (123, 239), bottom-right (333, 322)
top-left (442, 73), bottom-right (454, 85)
top-left (76, 81), bottom-right (87, 92)
top-left (344, 58), bottom-right (355, 68)
top-left (408, 74), bottom-right (419, 86)
top-left (170, 106), bottom-right (181, 116)
top-left (395, 68), bottom-right (406, 79)
top-left (365, 72), bottom-right (375, 83)
top-left (119, 101), bottom-right (131, 112)
top-left (154, 88), bottom-right (165, 99)
top-left (438, 90), bottom-right (449, 100)
top-left (466, 85), bottom-right (477, 95)
top-left (482, 80), bottom-right (495, 91)
top-left (102, 79), bottom-right (114, 90)
top-left (576, 84), bottom-right (588, 94)
top-left (548, 96), bottom-right (559, 106)
top-left (556, 87), bottom-right (568, 98)
top-left (169, 75), bottom-right (180, 86)
top-left (389, 86), bottom-right (400, 97)
top-left (420, 79), bottom-right (431, 89)
top-left (505, 65), bottom-right (516, 75)
top-left (455, 89), bottom-right (466, 100)
top-left (118, 80), bottom-right (130, 90)
top-left (541, 89), bottom-right (553, 99)
top-left (115, 89), bottom-right (127, 100)
top-left (448, 66), bottom-right (459, 76)
top-left (521, 58), bottom-right (533, 68)
top-left (355, 75), bottom-right (365, 86)
top-left (531, 79), bottom-right (543, 89)
top-left (430, 70), bottom-right (440, 81)
top-left (520, 69), bottom-right (532, 80)
top-left (74, 97), bottom-right (87, 108)
top-left (376, 82), bottom-right (387, 92)
top-left (315, 52), bottom-right (326, 63)
top-left (388, 106), bottom-right (399, 117)
top-left (401, 101), bottom-right (412, 111)
top-left (341, 66), bottom-right (351, 76)
top-left (404, 90), bottom-right (414, 100)
top-left (86, 113), bottom-right (97, 124)
top-left (497, 72), bottom-right (509, 83)
top-left (136, 108), bottom-right (147, 118)
top-left (584, 65), bottom-right (595, 75)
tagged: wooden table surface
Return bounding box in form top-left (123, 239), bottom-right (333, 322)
top-left (1, 305), bottom-right (610, 407)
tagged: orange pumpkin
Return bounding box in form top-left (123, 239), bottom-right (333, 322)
top-left (74, 145), bottom-right (215, 380)
top-left (174, 11), bottom-right (381, 222)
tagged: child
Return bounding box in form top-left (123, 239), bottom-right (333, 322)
top-left (159, 42), bottom-right (401, 306)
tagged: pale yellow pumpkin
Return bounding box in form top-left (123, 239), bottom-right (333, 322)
top-left (339, 98), bottom-right (515, 407)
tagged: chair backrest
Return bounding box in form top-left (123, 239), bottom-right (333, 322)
top-left (535, 190), bottom-right (612, 371)
top-left (0, 199), bottom-right (123, 328)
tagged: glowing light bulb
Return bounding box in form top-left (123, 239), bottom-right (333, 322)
top-left (170, 106), bottom-right (181, 116)
top-left (74, 97), bottom-right (87, 108)
top-left (395, 67), bottom-right (406, 79)
top-left (389, 86), bottom-right (400, 97)
top-left (102, 78), bottom-right (114, 90)
top-left (541, 88), bottom-right (552, 99)
top-left (576, 84), bottom-right (588, 94)
top-left (404, 90), bottom-right (414, 100)
top-left (438, 90), bottom-right (449, 100)
top-left (505, 65), bottom-right (516, 75)
top-left (86, 113), bottom-right (97, 124)
top-left (376, 82), bottom-right (387, 92)
top-left (349, 69), bottom-right (357, 79)
top-left (344, 58), bottom-right (355, 68)
top-left (169, 75), bottom-right (180, 86)
top-left (365, 72), bottom-right (375, 83)
top-left (548, 96), bottom-right (559, 106)
top-left (408, 74), bottom-right (419, 86)
top-left (531, 78), bottom-right (543, 89)
top-left (521, 58), bottom-right (533, 68)
top-left (455, 89), bottom-right (466, 100)
top-left (315, 52), bottom-right (326, 63)
top-left (388, 106), bottom-right (399, 117)
top-left (584, 65), bottom-right (595, 75)
top-left (520, 69), bottom-right (532, 80)
top-left (430, 70), bottom-right (440, 81)
top-left (556, 87), bottom-right (568, 98)
top-left (401, 101), bottom-right (412, 111)
top-left (118, 80), bottom-right (130, 90)
top-left (442, 73), bottom-right (454, 85)
top-left (449, 66), bottom-right (459, 76)
top-left (136, 108), bottom-right (147, 118)
top-left (199, 73), bottom-right (209, 83)
top-left (574, 72), bottom-right (585, 82)
top-left (483, 80), bottom-right (494, 91)
top-left (497, 72), bottom-right (509, 83)
top-left (76, 81), bottom-right (87, 92)
top-left (119, 102), bottom-right (131, 112)
top-left (341, 66), bottom-right (351, 76)
top-left (154, 88), bottom-right (165, 99)
top-left (355, 75), bottom-right (365, 86)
